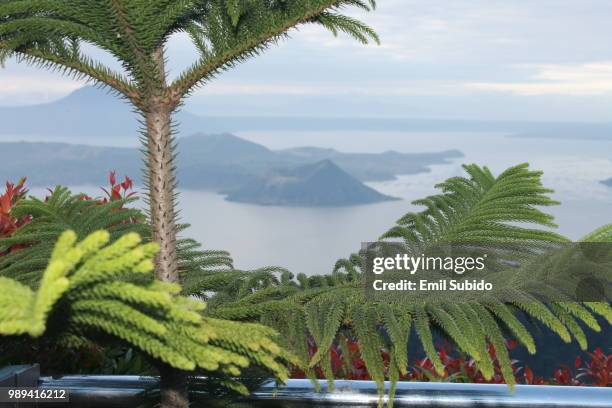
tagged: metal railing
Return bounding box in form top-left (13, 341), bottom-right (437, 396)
top-left (2, 366), bottom-right (612, 407)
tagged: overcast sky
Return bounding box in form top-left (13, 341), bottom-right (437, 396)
top-left (2, 0), bottom-right (612, 121)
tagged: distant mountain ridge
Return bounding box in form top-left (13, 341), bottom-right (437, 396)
top-left (0, 141), bottom-right (140, 186)
top-left (0, 134), bottom-right (459, 206)
top-left (3, 86), bottom-right (612, 140)
top-left (281, 146), bottom-right (462, 181)
top-left (177, 133), bottom-right (461, 187)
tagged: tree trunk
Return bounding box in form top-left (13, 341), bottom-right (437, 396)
top-left (144, 104), bottom-right (189, 408)
top-left (159, 365), bottom-right (190, 408)
top-left (145, 101), bottom-right (179, 283)
top-left (144, 46), bottom-right (189, 408)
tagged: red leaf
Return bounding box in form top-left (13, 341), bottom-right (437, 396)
top-left (524, 367), bottom-right (534, 384)
top-left (575, 356), bottom-right (582, 369)
top-left (111, 184), bottom-right (122, 200)
top-left (0, 193), bottom-right (10, 214)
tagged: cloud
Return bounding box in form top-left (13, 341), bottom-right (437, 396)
top-left (466, 62), bottom-right (612, 95)
top-left (0, 75), bottom-right (84, 105)
top-left (197, 80), bottom-right (468, 97)
top-left (292, 1), bottom-right (532, 62)
top-left (292, 0), bottom-right (612, 68)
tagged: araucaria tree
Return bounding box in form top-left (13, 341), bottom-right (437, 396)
top-left (0, 1), bottom-right (379, 406)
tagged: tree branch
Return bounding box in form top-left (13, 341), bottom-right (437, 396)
top-left (12, 47), bottom-right (141, 105)
top-left (108, 0), bottom-right (159, 93)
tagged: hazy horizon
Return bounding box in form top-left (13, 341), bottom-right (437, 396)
top-left (2, 1), bottom-right (612, 123)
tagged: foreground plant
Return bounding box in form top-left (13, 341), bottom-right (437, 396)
top-left (203, 163), bottom-right (612, 406)
top-left (0, 180), bottom-right (289, 391)
top-left (0, 4), bottom-right (379, 402)
top-left (0, 230), bottom-right (291, 397)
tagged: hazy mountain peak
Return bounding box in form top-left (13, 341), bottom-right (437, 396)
top-left (300, 158), bottom-right (336, 170)
top-left (312, 158), bottom-right (336, 169)
top-left (288, 159), bottom-right (346, 179)
top-left (54, 86), bottom-right (127, 108)
top-left (226, 159), bottom-right (397, 207)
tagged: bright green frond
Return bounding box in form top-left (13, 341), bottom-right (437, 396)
top-left (1, 229), bottom-right (292, 386)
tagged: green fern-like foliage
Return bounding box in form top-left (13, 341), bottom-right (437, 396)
top-left (0, 241), bottom-right (70, 337)
top-left (0, 186), bottom-right (294, 312)
top-left (0, 187), bottom-right (237, 290)
top-left (202, 164), bottom-right (612, 405)
top-left (0, 187), bottom-right (147, 285)
top-left (0, 230), bottom-right (292, 390)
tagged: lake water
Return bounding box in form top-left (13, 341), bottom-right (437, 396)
top-left (182, 131), bottom-right (612, 275)
top-left (30, 131), bottom-right (612, 276)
